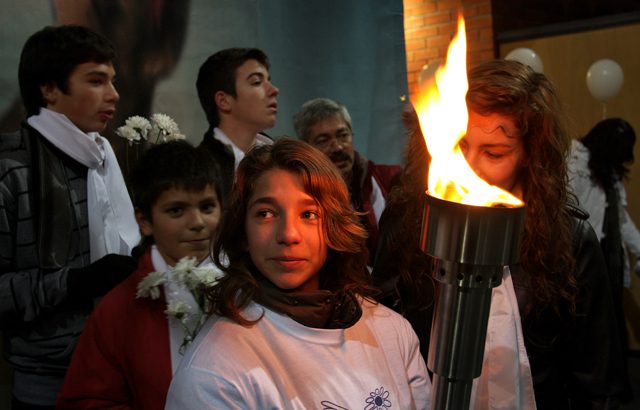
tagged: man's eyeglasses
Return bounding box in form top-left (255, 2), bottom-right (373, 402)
top-left (311, 130), bottom-right (353, 150)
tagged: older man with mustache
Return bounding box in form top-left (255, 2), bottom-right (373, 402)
top-left (294, 98), bottom-right (401, 265)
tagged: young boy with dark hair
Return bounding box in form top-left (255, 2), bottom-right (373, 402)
top-left (0, 25), bottom-right (139, 408)
top-left (57, 140), bottom-right (224, 409)
top-left (196, 47), bottom-right (279, 199)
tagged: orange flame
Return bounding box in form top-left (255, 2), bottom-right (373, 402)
top-left (414, 15), bottom-right (522, 207)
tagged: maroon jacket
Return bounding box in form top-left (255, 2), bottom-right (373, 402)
top-left (349, 152), bottom-right (402, 262)
top-left (57, 249), bottom-right (172, 410)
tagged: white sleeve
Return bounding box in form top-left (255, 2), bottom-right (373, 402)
top-left (165, 367), bottom-right (250, 410)
top-left (618, 183), bottom-right (640, 258)
top-left (567, 140), bottom-right (594, 206)
top-left (403, 320), bottom-right (432, 410)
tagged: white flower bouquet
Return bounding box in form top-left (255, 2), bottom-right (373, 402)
top-left (116, 113), bottom-right (185, 145)
top-left (136, 256), bottom-right (221, 354)
top-left (115, 115), bottom-right (152, 145)
top-left (115, 113), bottom-right (186, 175)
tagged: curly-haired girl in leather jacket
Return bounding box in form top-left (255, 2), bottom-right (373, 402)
top-left (374, 59), bottom-right (626, 409)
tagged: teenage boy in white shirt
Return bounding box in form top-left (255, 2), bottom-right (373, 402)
top-left (196, 48), bottom-right (279, 200)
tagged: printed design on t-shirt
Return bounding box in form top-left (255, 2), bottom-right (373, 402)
top-left (319, 386), bottom-right (392, 410)
top-left (321, 401), bottom-right (348, 410)
top-left (364, 386), bottom-right (392, 410)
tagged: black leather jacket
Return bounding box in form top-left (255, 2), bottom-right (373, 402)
top-left (198, 129), bottom-right (274, 204)
top-left (198, 129), bottom-right (236, 202)
top-left (513, 207), bottom-right (625, 409)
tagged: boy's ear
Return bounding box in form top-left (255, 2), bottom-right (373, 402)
top-left (214, 90), bottom-right (232, 113)
top-left (40, 83), bottom-right (59, 106)
top-left (135, 210), bottom-right (153, 237)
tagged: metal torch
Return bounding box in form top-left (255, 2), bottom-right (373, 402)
top-left (419, 192), bottom-right (526, 410)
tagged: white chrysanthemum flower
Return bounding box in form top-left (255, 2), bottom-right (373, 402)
top-left (173, 256), bottom-right (198, 274)
top-left (171, 256), bottom-right (198, 286)
top-left (115, 125), bottom-right (141, 145)
top-left (191, 266), bottom-right (220, 287)
top-left (136, 271), bottom-right (166, 299)
top-left (165, 300), bottom-right (191, 320)
top-left (116, 115), bottom-right (152, 145)
top-left (125, 115), bottom-right (151, 139)
top-left (171, 257), bottom-right (219, 291)
top-left (151, 113), bottom-right (180, 134)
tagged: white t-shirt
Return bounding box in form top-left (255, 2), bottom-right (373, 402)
top-left (165, 298), bottom-right (431, 410)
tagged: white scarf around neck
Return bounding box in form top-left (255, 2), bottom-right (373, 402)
top-left (470, 267), bottom-right (537, 410)
top-left (28, 108), bottom-right (140, 261)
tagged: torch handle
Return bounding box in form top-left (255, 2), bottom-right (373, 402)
top-left (428, 281), bottom-right (493, 379)
top-left (427, 278), bottom-right (494, 410)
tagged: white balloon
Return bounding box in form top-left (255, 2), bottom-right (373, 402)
top-left (586, 59), bottom-right (624, 102)
top-left (505, 48), bottom-right (544, 73)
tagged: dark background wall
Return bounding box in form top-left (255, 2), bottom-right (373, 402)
top-left (492, 0), bottom-right (640, 38)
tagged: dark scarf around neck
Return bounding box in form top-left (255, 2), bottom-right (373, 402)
top-left (253, 277), bottom-right (362, 329)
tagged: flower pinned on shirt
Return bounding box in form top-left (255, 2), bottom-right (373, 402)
top-left (136, 256), bottom-right (221, 354)
top-left (135, 271), bottom-right (166, 299)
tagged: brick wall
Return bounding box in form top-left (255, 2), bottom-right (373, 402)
top-left (403, 0), bottom-right (494, 101)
